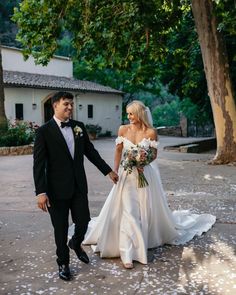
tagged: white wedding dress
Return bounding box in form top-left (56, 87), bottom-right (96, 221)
top-left (82, 137), bottom-right (216, 264)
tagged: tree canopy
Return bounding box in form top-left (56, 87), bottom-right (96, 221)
top-left (13, 1), bottom-right (184, 73)
top-left (12, 1), bottom-right (236, 109)
top-left (9, 0), bottom-right (236, 162)
top-left (0, 0), bottom-right (20, 46)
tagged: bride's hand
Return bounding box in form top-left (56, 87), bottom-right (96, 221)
top-left (108, 171), bottom-right (119, 184)
top-left (137, 166), bottom-right (144, 173)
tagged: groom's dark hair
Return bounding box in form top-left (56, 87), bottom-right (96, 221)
top-left (51, 91), bottom-right (74, 105)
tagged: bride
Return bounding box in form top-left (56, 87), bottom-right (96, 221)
top-left (82, 100), bottom-right (216, 269)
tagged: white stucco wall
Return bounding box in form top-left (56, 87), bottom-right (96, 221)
top-left (4, 87), bottom-right (122, 135)
top-left (4, 88), bottom-right (53, 125)
top-left (2, 46), bottom-right (73, 78)
top-left (75, 92), bottom-right (122, 135)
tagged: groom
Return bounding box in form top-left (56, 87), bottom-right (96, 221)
top-left (33, 91), bottom-right (118, 281)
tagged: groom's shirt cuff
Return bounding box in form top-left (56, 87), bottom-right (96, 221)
top-left (37, 193), bottom-right (47, 198)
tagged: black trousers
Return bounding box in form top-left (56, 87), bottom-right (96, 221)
top-left (48, 191), bottom-right (90, 266)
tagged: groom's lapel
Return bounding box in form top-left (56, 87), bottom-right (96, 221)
top-left (48, 119), bottom-right (73, 160)
top-left (70, 121), bottom-right (82, 160)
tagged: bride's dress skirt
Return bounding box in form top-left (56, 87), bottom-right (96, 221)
top-left (82, 162), bottom-right (216, 264)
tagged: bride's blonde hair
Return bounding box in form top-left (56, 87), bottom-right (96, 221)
top-left (126, 100), bottom-right (152, 128)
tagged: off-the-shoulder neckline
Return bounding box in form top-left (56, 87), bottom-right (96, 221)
top-left (117, 136), bottom-right (158, 146)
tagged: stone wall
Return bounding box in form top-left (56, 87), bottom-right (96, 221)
top-left (157, 126), bottom-right (182, 137)
top-left (164, 138), bottom-right (216, 153)
top-left (0, 144), bottom-right (33, 156)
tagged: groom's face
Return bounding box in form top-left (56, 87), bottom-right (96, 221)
top-left (53, 98), bottom-right (74, 121)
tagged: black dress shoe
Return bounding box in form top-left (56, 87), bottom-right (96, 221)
top-left (68, 239), bottom-right (89, 264)
top-left (58, 264), bottom-right (72, 281)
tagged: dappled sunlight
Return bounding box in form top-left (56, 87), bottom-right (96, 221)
top-left (179, 236), bottom-right (236, 294)
top-left (204, 174), bottom-right (212, 180)
top-left (204, 174), bottom-right (224, 180)
top-left (214, 175), bottom-right (224, 179)
top-left (158, 158), bottom-right (187, 169)
top-left (175, 191), bottom-right (214, 197)
top-left (230, 184), bottom-right (236, 192)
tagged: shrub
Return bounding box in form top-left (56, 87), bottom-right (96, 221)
top-left (98, 130), bottom-right (112, 137)
top-left (152, 97), bottom-right (210, 127)
top-left (0, 121), bottom-right (39, 147)
top-left (85, 124), bottom-right (102, 135)
top-left (152, 99), bottom-right (181, 127)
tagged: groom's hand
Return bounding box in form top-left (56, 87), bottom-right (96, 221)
top-left (37, 193), bottom-right (50, 212)
top-left (108, 171), bottom-right (119, 184)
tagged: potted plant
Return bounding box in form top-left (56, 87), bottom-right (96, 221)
top-left (85, 124), bottom-right (102, 140)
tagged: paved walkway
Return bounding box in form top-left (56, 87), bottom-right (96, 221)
top-left (0, 136), bottom-right (235, 295)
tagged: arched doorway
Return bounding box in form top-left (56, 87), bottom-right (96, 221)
top-left (44, 98), bottom-right (54, 122)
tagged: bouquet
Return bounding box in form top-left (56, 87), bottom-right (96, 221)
top-left (121, 146), bottom-right (156, 188)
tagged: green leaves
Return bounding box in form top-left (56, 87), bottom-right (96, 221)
top-left (12, 0), bottom-right (72, 64)
top-left (13, 0), bottom-right (184, 70)
top-left (152, 97), bottom-right (210, 127)
top-left (11, 0), bottom-right (236, 110)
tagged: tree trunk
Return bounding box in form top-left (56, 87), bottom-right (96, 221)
top-left (191, 0), bottom-right (236, 164)
top-left (0, 48), bottom-right (8, 131)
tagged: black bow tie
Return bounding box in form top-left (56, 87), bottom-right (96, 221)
top-left (61, 121), bottom-right (72, 128)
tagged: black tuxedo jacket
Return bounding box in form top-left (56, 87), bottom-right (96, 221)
top-left (33, 118), bottom-right (112, 200)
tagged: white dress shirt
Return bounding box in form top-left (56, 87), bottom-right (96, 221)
top-left (53, 115), bottom-right (75, 159)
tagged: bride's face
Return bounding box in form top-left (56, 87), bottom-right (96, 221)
top-left (127, 107), bottom-right (139, 124)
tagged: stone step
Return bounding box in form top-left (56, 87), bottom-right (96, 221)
top-left (164, 138), bottom-right (216, 153)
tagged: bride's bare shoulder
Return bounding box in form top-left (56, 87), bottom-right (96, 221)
top-left (118, 124), bottom-right (130, 136)
top-left (146, 127), bottom-right (158, 141)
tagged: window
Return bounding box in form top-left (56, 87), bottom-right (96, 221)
top-left (88, 104), bottom-right (93, 118)
top-left (15, 103), bottom-right (23, 120)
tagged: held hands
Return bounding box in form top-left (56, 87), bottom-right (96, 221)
top-left (37, 193), bottom-right (50, 212)
top-left (108, 171), bottom-right (119, 184)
